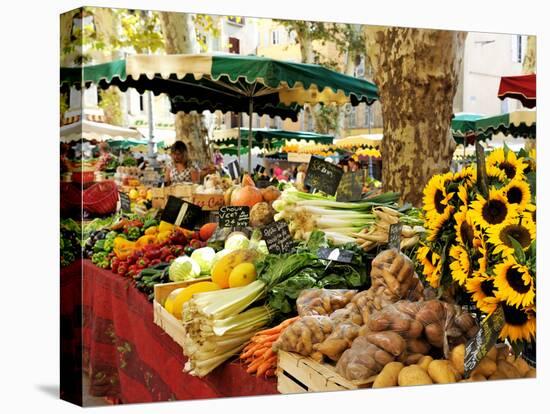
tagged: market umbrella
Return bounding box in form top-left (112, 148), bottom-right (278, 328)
top-left (60, 53), bottom-right (379, 171)
top-left (451, 111), bottom-right (536, 146)
top-left (60, 119), bottom-right (144, 143)
top-left (333, 134), bottom-right (383, 149)
top-left (211, 127), bottom-right (333, 149)
top-left (498, 74), bottom-right (536, 108)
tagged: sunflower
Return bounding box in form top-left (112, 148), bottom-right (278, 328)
top-left (454, 207), bottom-right (478, 248)
top-left (417, 245), bottom-right (442, 288)
top-left (449, 244), bottom-right (471, 286)
top-left (427, 205), bottom-right (455, 242)
top-left (494, 259), bottom-right (535, 308)
top-left (453, 166), bottom-right (477, 187)
top-left (499, 304), bottom-right (536, 343)
top-left (485, 165), bottom-right (508, 187)
top-left (525, 203), bottom-right (536, 224)
top-left (466, 273), bottom-right (500, 314)
top-left (471, 188), bottom-right (517, 228)
top-left (486, 148), bottom-right (528, 181)
top-left (486, 215), bottom-right (536, 257)
top-left (502, 179), bottom-right (531, 211)
top-left (422, 175), bottom-right (454, 221)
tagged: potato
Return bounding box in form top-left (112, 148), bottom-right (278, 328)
top-left (488, 370), bottom-right (508, 380)
top-left (368, 316), bottom-right (391, 332)
top-left (418, 355), bottom-right (433, 372)
top-left (496, 345), bottom-right (511, 360)
top-left (398, 365), bottom-right (433, 386)
top-left (450, 344), bottom-right (465, 375)
top-left (425, 322), bottom-right (444, 347)
top-left (454, 312), bottom-right (475, 332)
top-left (497, 360), bottom-right (521, 379)
top-left (373, 362), bottom-right (404, 388)
top-left (471, 358), bottom-right (497, 378)
top-left (428, 360), bottom-right (457, 384)
top-left (407, 338), bottom-right (431, 354)
top-left (374, 349), bottom-right (394, 366)
top-left (524, 368), bottom-right (536, 378)
top-left (486, 346), bottom-right (498, 361)
top-left (403, 353), bottom-right (424, 365)
top-left (390, 317), bottom-right (411, 333)
top-left (405, 320), bottom-right (424, 339)
top-left (470, 373), bottom-right (487, 381)
top-left (366, 332), bottom-right (406, 356)
top-left (510, 357), bottom-right (531, 377)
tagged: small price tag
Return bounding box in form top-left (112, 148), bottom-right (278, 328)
top-left (160, 196), bottom-right (202, 229)
top-left (464, 305), bottom-right (505, 376)
top-left (119, 192), bottom-right (131, 212)
top-left (336, 171), bottom-right (363, 202)
top-left (318, 248), bottom-right (355, 263)
top-left (388, 223), bottom-right (403, 250)
top-left (219, 206), bottom-right (250, 228)
top-left (261, 221), bottom-right (294, 254)
top-left (304, 156), bottom-right (344, 196)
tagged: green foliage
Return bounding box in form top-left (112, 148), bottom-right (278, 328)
top-left (110, 9), bottom-right (164, 53)
top-left (60, 93), bottom-right (69, 119)
top-left (313, 104), bottom-right (340, 134)
top-left (61, 7), bottom-right (109, 65)
top-left (98, 87), bottom-right (123, 126)
top-left (194, 14), bottom-right (221, 52)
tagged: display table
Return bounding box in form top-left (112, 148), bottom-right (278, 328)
top-left (60, 259), bottom-right (277, 405)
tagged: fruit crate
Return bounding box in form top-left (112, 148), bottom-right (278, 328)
top-left (276, 350), bottom-right (376, 394)
top-left (153, 278), bottom-right (211, 349)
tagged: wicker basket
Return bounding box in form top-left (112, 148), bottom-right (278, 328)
top-left (83, 181), bottom-right (119, 215)
top-left (60, 182), bottom-right (82, 212)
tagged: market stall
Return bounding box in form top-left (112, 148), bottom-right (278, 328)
top-left (498, 73), bottom-right (536, 108)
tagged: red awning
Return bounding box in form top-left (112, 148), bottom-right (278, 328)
top-left (498, 74), bottom-right (536, 108)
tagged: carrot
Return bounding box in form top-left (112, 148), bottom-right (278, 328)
top-left (255, 326), bottom-right (283, 336)
top-left (264, 368), bottom-right (276, 378)
top-left (240, 342), bottom-right (264, 359)
top-left (256, 333), bottom-right (280, 343)
top-left (256, 360), bottom-right (274, 377)
top-left (261, 347), bottom-right (275, 359)
top-left (246, 357), bottom-right (266, 374)
top-left (253, 346), bottom-right (270, 357)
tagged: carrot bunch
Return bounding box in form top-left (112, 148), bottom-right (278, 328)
top-left (240, 316), bottom-right (300, 378)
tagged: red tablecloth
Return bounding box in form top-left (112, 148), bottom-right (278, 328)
top-left (61, 259), bottom-right (278, 405)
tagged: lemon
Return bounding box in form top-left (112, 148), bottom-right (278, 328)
top-left (128, 189), bottom-right (139, 200)
top-left (228, 262), bottom-right (257, 288)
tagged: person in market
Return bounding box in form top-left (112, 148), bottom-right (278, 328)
top-left (60, 142), bottom-right (72, 174)
top-left (348, 157), bottom-right (359, 172)
top-left (164, 140), bottom-right (195, 185)
top-left (272, 162), bottom-right (285, 180)
top-left (212, 146), bottom-right (224, 172)
top-left (95, 142), bottom-right (115, 172)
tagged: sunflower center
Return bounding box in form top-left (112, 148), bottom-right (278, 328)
top-left (507, 187), bottom-right (523, 204)
top-left (426, 250), bottom-right (433, 263)
top-left (480, 279), bottom-right (495, 297)
top-left (502, 303), bottom-right (528, 326)
top-left (500, 224), bottom-right (531, 249)
top-left (434, 189), bottom-right (446, 214)
top-left (482, 199), bottom-right (508, 225)
top-left (460, 221), bottom-right (475, 247)
top-left (499, 161), bottom-right (517, 179)
top-left (505, 266), bottom-right (531, 294)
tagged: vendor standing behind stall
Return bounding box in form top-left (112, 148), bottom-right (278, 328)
top-left (95, 142), bottom-right (114, 172)
top-left (164, 141), bottom-right (194, 185)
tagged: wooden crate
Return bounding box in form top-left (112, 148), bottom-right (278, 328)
top-left (168, 184), bottom-right (196, 198)
top-left (153, 277), bottom-right (211, 349)
top-left (191, 193), bottom-right (225, 211)
top-left (276, 351), bottom-right (376, 394)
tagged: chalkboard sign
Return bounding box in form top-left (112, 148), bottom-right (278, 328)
top-left (119, 192), bottom-right (131, 212)
top-left (219, 206), bottom-right (250, 228)
top-left (160, 196), bottom-right (202, 229)
top-left (464, 305), bottom-right (505, 376)
top-left (304, 156), bottom-right (343, 196)
top-left (227, 160), bottom-right (241, 180)
top-left (255, 178), bottom-right (271, 189)
top-left (318, 247), bottom-right (355, 264)
top-left (388, 223), bottom-right (403, 250)
top-left (336, 171), bottom-right (363, 202)
top-left (522, 341), bottom-right (536, 368)
top-left (261, 221), bottom-right (294, 254)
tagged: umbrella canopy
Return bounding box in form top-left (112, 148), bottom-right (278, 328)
top-left (211, 128), bottom-right (333, 148)
top-left (60, 119), bottom-right (144, 143)
top-left (60, 53), bottom-right (378, 171)
top-left (498, 74), bottom-right (536, 108)
top-left (451, 111), bottom-right (536, 145)
top-left (334, 134), bottom-right (383, 149)
top-left (108, 138), bottom-right (150, 150)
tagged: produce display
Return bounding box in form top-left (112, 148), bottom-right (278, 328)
top-left (77, 146), bottom-right (535, 393)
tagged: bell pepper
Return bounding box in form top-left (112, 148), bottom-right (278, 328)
top-left (113, 237), bottom-right (136, 260)
top-left (135, 235), bottom-right (157, 250)
top-left (156, 230), bottom-right (172, 244)
top-left (158, 221), bottom-right (175, 233)
top-left (144, 226), bottom-right (158, 236)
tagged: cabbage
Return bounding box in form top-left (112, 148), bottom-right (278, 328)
top-left (169, 256), bottom-right (201, 282)
top-left (224, 232), bottom-right (250, 251)
top-left (257, 240), bottom-right (269, 256)
top-left (190, 247), bottom-right (216, 274)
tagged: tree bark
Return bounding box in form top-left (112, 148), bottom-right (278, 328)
top-left (365, 27), bottom-right (464, 206)
top-left (159, 12), bottom-right (210, 165)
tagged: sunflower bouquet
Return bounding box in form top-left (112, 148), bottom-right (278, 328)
top-left (417, 147), bottom-right (536, 346)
